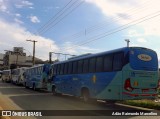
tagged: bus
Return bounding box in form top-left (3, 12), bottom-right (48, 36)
top-left (50, 47), bottom-right (159, 102)
top-left (11, 67), bottom-right (27, 85)
top-left (0, 70), bottom-right (2, 79)
top-left (24, 64), bottom-right (51, 90)
top-left (2, 70), bottom-right (11, 82)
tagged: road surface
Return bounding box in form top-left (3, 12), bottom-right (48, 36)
top-left (0, 80), bottom-right (159, 119)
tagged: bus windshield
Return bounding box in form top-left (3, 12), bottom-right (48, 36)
top-left (129, 48), bottom-right (158, 71)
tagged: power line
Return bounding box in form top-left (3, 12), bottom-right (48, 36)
top-left (37, 0), bottom-right (73, 34)
top-left (13, 0), bottom-right (151, 52)
top-left (37, 0), bottom-right (84, 36)
top-left (57, 0), bottom-right (153, 44)
top-left (62, 10), bottom-right (160, 51)
top-left (2, 1), bottom-right (82, 58)
top-left (29, 0), bottom-right (84, 40)
top-left (25, 0), bottom-right (78, 41)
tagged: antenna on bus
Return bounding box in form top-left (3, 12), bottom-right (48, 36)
top-left (125, 39), bottom-right (130, 47)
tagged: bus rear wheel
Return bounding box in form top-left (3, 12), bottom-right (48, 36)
top-left (33, 83), bottom-right (37, 91)
top-left (25, 82), bottom-right (29, 89)
top-left (82, 89), bottom-right (90, 102)
top-left (52, 86), bottom-right (57, 95)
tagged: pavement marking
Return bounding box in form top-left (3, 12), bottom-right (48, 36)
top-left (0, 87), bottom-right (24, 89)
top-left (115, 103), bottom-right (154, 111)
top-left (3, 93), bottom-right (51, 97)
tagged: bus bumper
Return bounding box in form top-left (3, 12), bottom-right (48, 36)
top-left (122, 92), bottom-right (158, 100)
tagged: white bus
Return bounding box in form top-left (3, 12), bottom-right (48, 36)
top-left (12, 67), bottom-right (27, 85)
top-left (2, 70), bottom-right (11, 82)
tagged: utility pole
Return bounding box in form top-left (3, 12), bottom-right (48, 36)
top-left (125, 39), bottom-right (130, 47)
top-left (26, 40), bottom-right (37, 66)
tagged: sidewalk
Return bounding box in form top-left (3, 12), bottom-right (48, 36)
top-left (0, 94), bottom-right (36, 119)
top-left (0, 106), bottom-right (10, 119)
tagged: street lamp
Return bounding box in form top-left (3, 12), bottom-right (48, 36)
top-left (125, 39), bottom-right (130, 47)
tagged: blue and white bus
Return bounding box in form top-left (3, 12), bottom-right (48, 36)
top-left (0, 70), bottom-right (2, 79)
top-left (50, 47), bottom-right (159, 102)
top-left (11, 67), bottom-right (27, 85)
top-left (24, 64), bottom-right (51, 90)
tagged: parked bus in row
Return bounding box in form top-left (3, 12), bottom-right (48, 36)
top-left (2, 70), bottom-right (11, 82)
top-left (50, 47), bottom-right (159, 102)
top-left (0, 70), bottom-right (2, 79)
top-left (11, 67), bottom-right (28, 85)
top-left (24, 64), bottom-right (51, 90)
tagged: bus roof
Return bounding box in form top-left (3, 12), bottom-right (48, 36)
top-left (27, 63), bottom-right (51, 69)
top-left (53, 47), bottom-right (156, 65)
top-left (2, 70), bottom-right (11, 72)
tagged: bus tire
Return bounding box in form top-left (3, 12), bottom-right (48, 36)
top-left (25, 82), bottom-right (29, 89)
top-left (81, 88), bottom-right (90, 102)
top-left (33, 83), bottom-right (37, 91)
top-left (52, 86), bottom-right (56, 95)
top-left (16, 80), bottom-right (18, 85)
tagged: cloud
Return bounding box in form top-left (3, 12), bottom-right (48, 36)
top-left (85, 0), bottom-right (133, 23)
top-left (29, 15), bottom-right (40, 23)
top-left (15, 13), bottom-right (21, 17)
top-left (14, 18), bottom-right (23, 24)
top-left (86, 0), bottom-right (160, 44)
top-left (0, 19), bottom-right (98, 61)
top-left (137, 38), bottom-right (147, 43)
top-left (127, 30), bottom-right (143, 37)
top-left (60, 42), bottom-right (101, 55)
top-left (0, 4), bottom-right (7, 12)
top-left (15, 0), bottom-right (33, 9)
top-left (0, 0), bottom-right (8, 13)
top-left (0, 19), bottom-right (59, 61)
top-left (22, 0), bottom-right (33, 6)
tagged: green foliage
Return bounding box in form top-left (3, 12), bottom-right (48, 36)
top-left (122, 99), bottom-right (160, 110)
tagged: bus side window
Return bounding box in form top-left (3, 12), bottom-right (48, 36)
top-left (60, 64), bottom-right (64, 75)
top-left (113, 52), bottom-right (124, 71)
top-left (56, 64), bottom-right (61, 75)
top-left (64, 63), bottom-right (68, 75)
top-left (68, 62), bottom-right (73, 74)
top-left (53, 65), bottom-right (57, 75)
top-left (73, 61), bottom-right (78, 74)
top-left (96, 57), bottom-right (103, 72)
top-left (124, 51), bottom-right (129, 65)
top-left (78, 60), bottom-right (83, 74)
top-left (89, 57), bottom-right (96, 73)
top-left (104, 55), bottom-right (113, 72)
top-left (83, 59), bottom-right (89, 73)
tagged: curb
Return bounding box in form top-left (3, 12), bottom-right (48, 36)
top-left (116, 102), bottom-right (154, 111)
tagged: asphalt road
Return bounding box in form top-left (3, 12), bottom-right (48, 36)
top-left (0, 79), bottom-right (159, 119)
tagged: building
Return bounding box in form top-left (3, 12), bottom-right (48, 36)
top-left (0, 53), bottom-right (4, 66)
top-left (1, 47), bottom-right (45, 70)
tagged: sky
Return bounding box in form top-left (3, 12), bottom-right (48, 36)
top-left (1, 0), bottom-right (160, 62)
